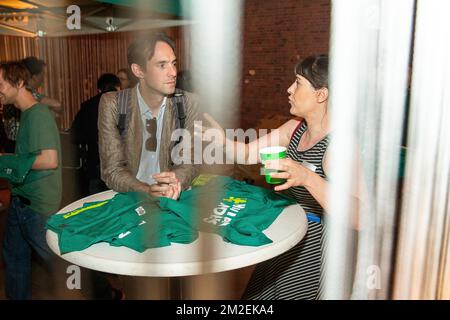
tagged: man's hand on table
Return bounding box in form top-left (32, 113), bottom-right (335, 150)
top-left (149, 172), bottom-right (181, 200)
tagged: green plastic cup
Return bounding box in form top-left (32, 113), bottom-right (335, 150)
top-left (259, 146), bottom-right (287, 184)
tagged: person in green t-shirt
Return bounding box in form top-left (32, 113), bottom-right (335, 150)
top-left (0, 61), bottom-right (62, 300)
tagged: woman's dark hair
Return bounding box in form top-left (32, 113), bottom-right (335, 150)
top-left (295, 54), bottom-right (328, 89)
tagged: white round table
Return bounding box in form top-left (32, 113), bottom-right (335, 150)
top-left (46, 190), bottom-right (308, 277)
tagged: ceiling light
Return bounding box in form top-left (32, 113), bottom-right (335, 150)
top-left (106, 17), bottom-right (117, 32)
top-left (36, 30), bottom-right (46, 37)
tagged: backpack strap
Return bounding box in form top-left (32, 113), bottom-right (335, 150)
top-left (116, 89), bottom-right (132, 138)
top-left (172, 88), bottom-right (187, 130)
top-left (170, 89), bottom-right (188, 165)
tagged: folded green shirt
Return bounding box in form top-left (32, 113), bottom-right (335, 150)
top-left (160, 176), bottom-right (297, 246)
top-left (0, 153), bottom-right (36, 184)
top-left (47, 192), bottom-right (197, 254)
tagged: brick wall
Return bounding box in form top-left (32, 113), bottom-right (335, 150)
top-left (241, 0), bottom-right (330, 129)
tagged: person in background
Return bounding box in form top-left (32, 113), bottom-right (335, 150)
top-left (71, 73), bottom-right (121, 196)
top-left (116, 68), bottom-right (135, 90)
top-left (22, 56), bottom-right (62, 116)
top-left (0, 61), bottom-right (61, 299)
top-left (72, 73), bottom-right (125, 300)
top-left (0, 109), bottom-right (8, 152)
top-left (1, 103), bottom-right (20, 153)
top-left (176, 70), bottom-right (193, 92)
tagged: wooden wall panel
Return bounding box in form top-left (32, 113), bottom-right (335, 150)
top-left (0, 27), bottom-right (185, 130)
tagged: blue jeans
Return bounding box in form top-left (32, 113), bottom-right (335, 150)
top-left (2, 196), bottom-right (54, 300)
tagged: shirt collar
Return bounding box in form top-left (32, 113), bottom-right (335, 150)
top-left (137, 84), bottom-right (167, 118)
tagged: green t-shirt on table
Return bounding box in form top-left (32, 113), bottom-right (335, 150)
top-left (47, 192), bottom-right (149, 254)
top-left (109, 208), bottom-right (198, 252)
top-left (47, 192), bottom-right (197, 254)
top-left (12, 103), bottom-right (62, 215)
top-left (160, 176), bottom-right (297, 246)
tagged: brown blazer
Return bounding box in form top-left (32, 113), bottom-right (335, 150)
top-left (98, 86), bottom-right (200, 193)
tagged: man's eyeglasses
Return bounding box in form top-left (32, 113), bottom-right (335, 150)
top-left (145, 118), bottom-right (157, 152)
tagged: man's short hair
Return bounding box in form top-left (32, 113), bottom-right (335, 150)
top-left (97, 73), bottom-right (121, 92)
top-left (22, 56), bottom-right (46, 76)
top-left (127, 32), bottom-right (175, 69)
top-left (0, 61), bottom-right (31, 87)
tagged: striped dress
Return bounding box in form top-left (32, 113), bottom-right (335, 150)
top-left (243, 121), bottom-right (329, 300)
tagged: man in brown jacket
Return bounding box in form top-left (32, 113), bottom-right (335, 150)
top-left (98, 33), bottom-right (199, 199)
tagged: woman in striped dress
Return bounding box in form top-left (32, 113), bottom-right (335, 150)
top-left (203, 54), bottom-right (330, 299)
